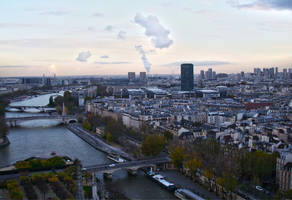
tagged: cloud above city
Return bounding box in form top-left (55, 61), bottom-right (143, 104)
top-left (117, 31), bottom-right (126, 40)
top-left (134, 13), bottom-right (173, 49)
top-left (229, 0), bottom-right (292, 10)
top-left (76, 51), bottom-right (91, 62)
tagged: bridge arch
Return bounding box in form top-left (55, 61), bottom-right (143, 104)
top-left (67, 119), bottom-right (77, 124)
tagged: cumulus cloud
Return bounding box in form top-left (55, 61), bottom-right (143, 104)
top-left (164, 61), bottom-right (231, 67)
top-left (104, 25), bottom-right (114, 31)
top-left (76, 51), bottom-right (91, 62)
top-left (100, 55), bottom-right (109, 59)
top-left (229, 0), bottom-right (292, 10)
top-left (117, 31), bottom-right (126, 40)
top-left (135, 45), bottom-right (152, 73)
top-left (134, 13), bottom-right (173, 49)
top-left (94, 61), bottom-right (130, 64)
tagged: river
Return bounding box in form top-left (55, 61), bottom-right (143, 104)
top-left (1, 93), bottom-right (175, 199)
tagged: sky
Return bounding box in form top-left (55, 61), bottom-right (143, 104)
top-left (0, 0), bottom-right (292, 77)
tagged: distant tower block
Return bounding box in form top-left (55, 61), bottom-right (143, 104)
top-left (128, 72), bottom-right (136, 82)
top-left (140, 72), bottom-right (147, 82)
top-left (181, 63), bottom-right (194, 91)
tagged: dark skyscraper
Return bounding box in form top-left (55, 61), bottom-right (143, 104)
top-left (181, 63), bottom-right (194, 91)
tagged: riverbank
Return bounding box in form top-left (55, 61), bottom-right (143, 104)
top-left (67, 124), bottom-right (135, 161)
top-left (160, 170), bottom-right (220, 199)
top-left (0, 136), bottom-right (10, 148)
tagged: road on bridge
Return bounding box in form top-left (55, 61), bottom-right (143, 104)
top-left (83, 157), bottom-right (170, 173)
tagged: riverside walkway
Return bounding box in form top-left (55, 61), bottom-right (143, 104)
top-left (66, 124), bottom-right (135, 161)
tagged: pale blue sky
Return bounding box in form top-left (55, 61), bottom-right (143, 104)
top-left (0, 0), bottom-right (292, 76)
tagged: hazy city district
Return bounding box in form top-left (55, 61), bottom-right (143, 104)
top-left (0, 64), bottom-right (292, 200)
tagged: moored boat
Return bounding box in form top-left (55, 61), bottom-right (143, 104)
top-left (174, 188), bottom-right (205, 200)
top-left (107, 153), bottom-right (125, 163)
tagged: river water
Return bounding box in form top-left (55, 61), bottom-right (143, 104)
top-left (1, 93), bottom-right (175, 199)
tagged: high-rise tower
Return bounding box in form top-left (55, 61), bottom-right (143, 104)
top-left (181, 63), bottom-right (194, 91)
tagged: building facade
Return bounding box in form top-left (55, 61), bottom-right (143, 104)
top-left (181, 63), bottom-right (194, 91)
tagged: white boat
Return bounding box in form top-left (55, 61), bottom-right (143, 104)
top-left (152, 174), bottom-right (176, 191)
top-left (107, 154), bottom-right (125, 163)
top-left (174, 189), bottom-right (205, 200)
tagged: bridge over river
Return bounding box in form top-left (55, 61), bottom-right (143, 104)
top-left (6, 115), bottom-right (77, 127)
top-left (84, 157), bottom-right (170, 178)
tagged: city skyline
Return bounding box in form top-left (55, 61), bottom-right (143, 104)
top-left (1, 0), bottom-right (292, 77)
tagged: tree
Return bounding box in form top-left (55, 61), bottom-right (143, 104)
top-left (0, 117), bottom-right (8, 138)
top-left (82, 120), bottom-right (92, 131)
top-left (221, 173), bottom-right (238, 192)
top-left (141, 135), bottom-right (166, 157)
top-left (7, 180), bottom-right (23, 200)
top-left (77, 115), bottom-right (83, 123)
top-left (169, 146), bottom-right (185, 168)
top-left (106, 132), bottom-right (113, 143)
top-left (163, 130), bottom-right (173, 142)
top-left (48, 96), bottom-right (55, 107)
top-left (185, 153), bottom-right (202, 175)
top-left (283, 190), bottom-right (292, 199)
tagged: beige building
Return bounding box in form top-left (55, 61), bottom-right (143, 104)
top-left (277, 148), bottom-right (292, 191)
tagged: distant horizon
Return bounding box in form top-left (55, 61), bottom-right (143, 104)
top-left (0, 67), bottom-right (290, 79)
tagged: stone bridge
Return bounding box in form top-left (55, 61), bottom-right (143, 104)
top-left (6, 115), bottom-right (77, 127)
top-left (83, 157), bottom-right (170, 178)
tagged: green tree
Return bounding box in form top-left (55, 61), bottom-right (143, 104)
top-left (7, 180), bottom-right (23, 200)
top-left (282, 190), bottom-right (292, 199)
top-left (48, 96), bottom-right (55, 107)
top-left (141, 135), bottom-right (166, 157)
top-left (163, 130), bottom-right (173, 142)
top-left (169, 146), bottom-right (185, 168)
top-left (221, 173), bottom-right (238, 192)
top-left (77, 115), bottom-right (83, 123)
top-left (82, 120), bottom-right (92, 131)
top-left (185, 153), bottom-right (202, 174)
top-left (106, 132), bottom-right (113, 143)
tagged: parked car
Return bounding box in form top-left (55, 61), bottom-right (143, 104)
top-left (255, 186), bottom-right (264, 191)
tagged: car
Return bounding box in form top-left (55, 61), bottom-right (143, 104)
top-left (109, 164), bottom-right (116, 167)
top-left (255, 186), bottom-right (264, 191)
top-left (82, 167), bottom-right (87, 171)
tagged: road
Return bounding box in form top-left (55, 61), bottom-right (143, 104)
top-left (84, 157), bottom-right (170, 173)
top-left (67, 124), bottom-right (135, 161)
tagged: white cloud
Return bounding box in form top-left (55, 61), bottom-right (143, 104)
top-left (117, 31), bottom-right (126, 40)
top-left (229, 0), bottom-right (292, 10)
top-left (104, 25), bottom-right (114, 31)
top-left (135, 45), bottom-right (151, 73)
top-left (134, 13), bottom-right (173, 49)
top-left (76, 51), bottom-right (91, 62)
